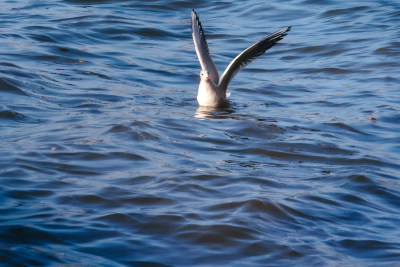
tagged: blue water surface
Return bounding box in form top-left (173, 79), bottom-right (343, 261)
top-left (1, 0), bottom-right (399, 266)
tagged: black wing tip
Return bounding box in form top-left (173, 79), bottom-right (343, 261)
top-left (280, 26), bottom-right (291, 37)
top-left (191, 9), bottom-right (198, 20)
top-left (283, 26), bottom-right (291, 36)
top-left (191, 9), bottom-right (207, 41)
top-left (266, 26), bottom-right (291, 42)
top-left (275, 26), bottom-right (291, 38)
top-left (191, 9), bottom-right (199, 25)
top-left (278, 26), bottom-right (291, 37)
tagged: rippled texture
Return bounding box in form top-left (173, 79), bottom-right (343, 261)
top-left (1, 0), bottom-right (400, 266)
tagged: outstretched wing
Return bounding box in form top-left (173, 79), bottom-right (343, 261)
top-left (218, 27), bottom-right (291, 93)
top-left (191, 9), bottom-right (219, 84)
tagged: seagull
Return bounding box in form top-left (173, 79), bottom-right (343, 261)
top-left (191, 9), bottom-right (290, 108)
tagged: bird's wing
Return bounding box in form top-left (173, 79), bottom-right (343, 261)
top-left (191, 9), bottom-right (219, 83)
top-left (218, 27), bottom-right (291, 93)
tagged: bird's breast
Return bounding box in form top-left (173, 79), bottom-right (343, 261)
top-left (197, 80), bottom-right (227, 108)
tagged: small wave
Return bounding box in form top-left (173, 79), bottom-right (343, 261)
top-left (303, 67), bottom-right (371, 74)
top-left (321, 6), bottom-right (370, 17)
top-left (0, 110), bottom-right (26, 121)
top-left (0, 77), bottom-right (28, 96)
top-left (0, 110), bottom-right (41, 123)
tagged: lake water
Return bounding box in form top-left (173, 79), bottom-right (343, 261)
top-left (1, 0), bottom-right (399, 266)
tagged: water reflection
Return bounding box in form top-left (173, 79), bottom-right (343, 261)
top-left (195, 106), bottom-right (235, 119)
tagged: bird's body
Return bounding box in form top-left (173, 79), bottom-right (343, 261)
top-left (197, 70), bottom-right (228, 107)
top-left (191, 10), bottom-right (290, 108)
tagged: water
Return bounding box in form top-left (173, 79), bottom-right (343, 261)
top-left (1, 0), bottom-right (399, 266)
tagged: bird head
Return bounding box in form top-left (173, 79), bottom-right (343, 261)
top-left (200, 69), bottom-right (211, 81)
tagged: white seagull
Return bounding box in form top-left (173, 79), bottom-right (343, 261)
top-left (191, 9), bottom-right (290, 108)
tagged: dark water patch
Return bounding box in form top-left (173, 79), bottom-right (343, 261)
top-left (5, 189), bottom-right (54, 200)
top-left (133, 28), bottom-right (172, 39)
top-left (322, 122), bottom-right (371, 136)
top-left (1, 225), bottom-right (65, 246)
top-left (303, 67), bottom-right (371, 74)
top-left (58, 194), bottom-right (118, 208)
top-left (47, 45), bottom-right (105, 60)
top-left (0, 110), bottom-right (26, 121)
top-left (125, 261), bottom-right (173, 267)
top-left (51, 14), bottom-right (97, 24)
top-left (45, 151), bottom-right (145, 161)
top-left (63, 0), bottom-right (116, 4)
top-left (26, 32), bottom-right (59, 44)
top-left (337, 193), bottom-right (372, 207)
top-left (97, 213), bottom-right (141, 228)
top-left (0, 246), bottom-right (64, 266)
top-left (22, 53), bottom-right (89, 66)
top-left (355, 184), bottom-right (400, 211)
top-left (295, 45), bottom-right (329, 54)
top-left (321, 6), bottom-right (370, 18)
top-left (177, 223), bottom-right (260, 246)
top-left (15, 158), bottom-right (102, 176)
top-left (56, 226), bottom-right (122, 245)
top-left (225, 123), bottom-right (285, 141)
top-left (106, 125), bottom-right (160, 142)
top-left (107, 124), bottom-right (131, 133)
top-left (0, 110), bottom-right (42, 124)
top-left (230, 146), bottom-right (397, 170)
top-left (138, 215), bottom-right (186, 235)
top-left (357, 75), bottom-right (399, 84)
top-left (284, 141), bottom-right (355, 157)
top-left (119, 196), bottom-right (176, 206)
top-left (74, 70), bottom-right (112, 80)
top-left (235, 175), bottom-right (287, 189)
top-left (0, 62), bottom-right (21, 69)
top-left (206, 199), bottom-right (295, 222)
top-left (303, 195), bottom-right (341, 208)
top-left (0, 169), bottom-right (31, 180)
top-left (74, 102), bottom-right (108, 110)
top-left (328, 238), bottom-right (400, 261)
top-left (374, 45), bottom-right (400, 56)
top-left (172, 181), bottom-right (220, 196)
top-left (318, 48), bottom-right (351, 57)
top-left (379, 113), bottom-right (400, 124)
top-left (114, 175), bottom-right (158, 187)
top-left (0, 64), bottom-right (40, 80)
top-left (0, 77), bottom-right (28, 96)
top-left (91, 25), bottom-right (140, 39)
top-left (109, 151), bottom-right (148, 161)
top-left (66, 93), bottom-right (125, 103)
top-left (293, 99), bottom-right (353, 108)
